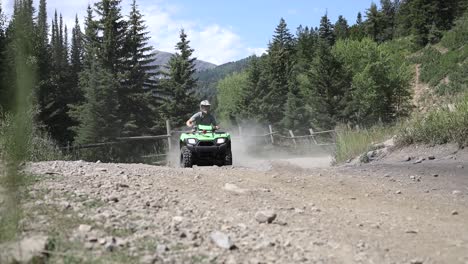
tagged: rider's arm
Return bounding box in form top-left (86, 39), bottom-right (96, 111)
top-left (212, 115), bottom-right (220, 130)
top-left (187, 112), bottom-right (200, 127)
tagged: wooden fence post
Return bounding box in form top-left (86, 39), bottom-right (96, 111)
top-left (309, 128), bottom-right (318, 145)
top-left (166, 120), bottom-right (172, 151)
top-left (268, 125), bottom-right (274, 145)
top-left (289, 130), bottom-right (297, 147)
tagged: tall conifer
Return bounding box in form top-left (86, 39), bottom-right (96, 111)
top-left (263, 18), bottom-right (295, 126)
top-left (162, 29), bottom-right (199, 127)
top-left (121, 0), bottom-right (159, 135)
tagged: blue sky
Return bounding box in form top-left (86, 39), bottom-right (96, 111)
top-left (1, 0), bottom-right (374, 64)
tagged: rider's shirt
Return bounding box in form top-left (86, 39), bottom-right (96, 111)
top-left (189, 112), bottom-right (218, 126)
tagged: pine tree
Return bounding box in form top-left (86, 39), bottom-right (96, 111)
top-left (121, 0), bottom-right (159, 136)
top-left (409, 0), bottom-right (433, 46)
top-left (380, 0), bottom-right (396, 41)
top-left (239, 56), bottom-right (264, 120)
top-left (365, 2), bottom-right (383, 42)
top-left (295, 26), bottom-right (318, 71)
top-left (282, 89), bottom-right (309, 132)
top-left (395, 0), bottom-right (466, 46)
top-left (162, 29), bottom-right (199, 127)
top-left (51, 11), bottom-right (64, 72)
top-left (0, 3), bottom-right (4, 47)
top-left (263, 18), bottom-right (296, 126)
top-left (70, 0), bottom-right (128, 149)
top-left (306, 41), bottom-right (350, 129)
top-left (63, 24), bottom-right (69, 65)
top-left (94, 0), bottom-right (127, 73)
top-left (349, 12), bottom-right (366, 40)
top-left (357, 12), bottom-right (363, 25)
top-left (70, 5), bottom-right (121, 155)
top-left (334, 15), bottom-right (349, 40)
top-left (395, 0), bottom-right (412, 37)
top-left (83, 5), bottom-right (99, 53)
top-left (318, 13), bottom-right (335, 46)
top-left (93, 0), bottom-right (134, 141)
top-left (433, 0), bottom-right (466, 31)
top-left (35, 0), bottom-right (50, 113)
top-left (70, 15), bottom-right (84, 101)
top-left (39, 10), bottom-right (76, 144)
top-left (71, 47), bottom-right (121, 156)
top-left (0, 2), bottom-right (6, 109)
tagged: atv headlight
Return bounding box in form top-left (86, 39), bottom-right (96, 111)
top-left (216, 138), bottom-right (226, 144)
top-left (187, 138), bottom-right (197, 145)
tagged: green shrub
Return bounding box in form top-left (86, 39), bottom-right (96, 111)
top-left (414, 45), bottom-right (466, 90)
top-left (398, 95), bottom-right (468, 147)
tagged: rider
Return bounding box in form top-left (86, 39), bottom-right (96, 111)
top-left (186, 100), bottom-right (220, 129)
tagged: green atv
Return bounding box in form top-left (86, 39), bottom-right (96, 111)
top-left (179, 125), bottom-right (232, 168)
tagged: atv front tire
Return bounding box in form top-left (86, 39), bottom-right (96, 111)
top-left (180, 146), bottom-right (193, 168)
top-left (224, 149), bottom-right (233, 166)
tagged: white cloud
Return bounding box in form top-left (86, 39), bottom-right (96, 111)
top-left (137, 1), bottom-right (257, 65)
top-left (188, 25), bottom-right (243, 65)
top-left (246, 47), bottom-right (267, 57)
top-left (1, 0), bottom-right (264, 65)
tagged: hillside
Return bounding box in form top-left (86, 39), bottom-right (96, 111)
top-left (410, 14), bottom-right (467, 109)
top-left (195, 56), bottom-right (255, 100)
top-left (153, 50), bottom-right (217, 72)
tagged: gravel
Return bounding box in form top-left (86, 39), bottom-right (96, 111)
top-left (8, 157), bottom-right (467, 264)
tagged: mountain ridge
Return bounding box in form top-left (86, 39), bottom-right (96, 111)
top-left (153, 50), bottom-right (217, 72)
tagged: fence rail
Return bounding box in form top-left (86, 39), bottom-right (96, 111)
top-left (62, 120), bottom-right (336, 153)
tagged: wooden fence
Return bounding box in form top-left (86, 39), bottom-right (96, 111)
top-left (63, 120), bottom-right (336, 154)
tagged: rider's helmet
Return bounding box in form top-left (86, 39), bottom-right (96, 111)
top-left (200, 100), bottom-right (211, 113)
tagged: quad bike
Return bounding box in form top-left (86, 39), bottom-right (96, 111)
top-left (179, 125), bottom-right (232, 168)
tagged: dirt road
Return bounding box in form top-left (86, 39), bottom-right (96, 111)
top-left (4, 145), bottom-right (468, 263)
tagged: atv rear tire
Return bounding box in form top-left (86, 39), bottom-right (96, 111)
top-left (180, 147), bottom-right (193, 168)
top-left (224, 149), bottom-right (233, 166)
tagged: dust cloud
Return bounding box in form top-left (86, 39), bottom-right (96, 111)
top-left (231, 137), bottom-right (333, 170)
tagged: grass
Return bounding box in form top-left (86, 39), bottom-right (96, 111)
top-left (334, 95), bottom-right (468, 164)
top-left (334, 125), bottom-right (397, 164)
top-left (398, 95), bottom-right (468, 147)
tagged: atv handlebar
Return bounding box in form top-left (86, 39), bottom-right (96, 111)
top-left (191, 125), bottom-right (219, 132)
